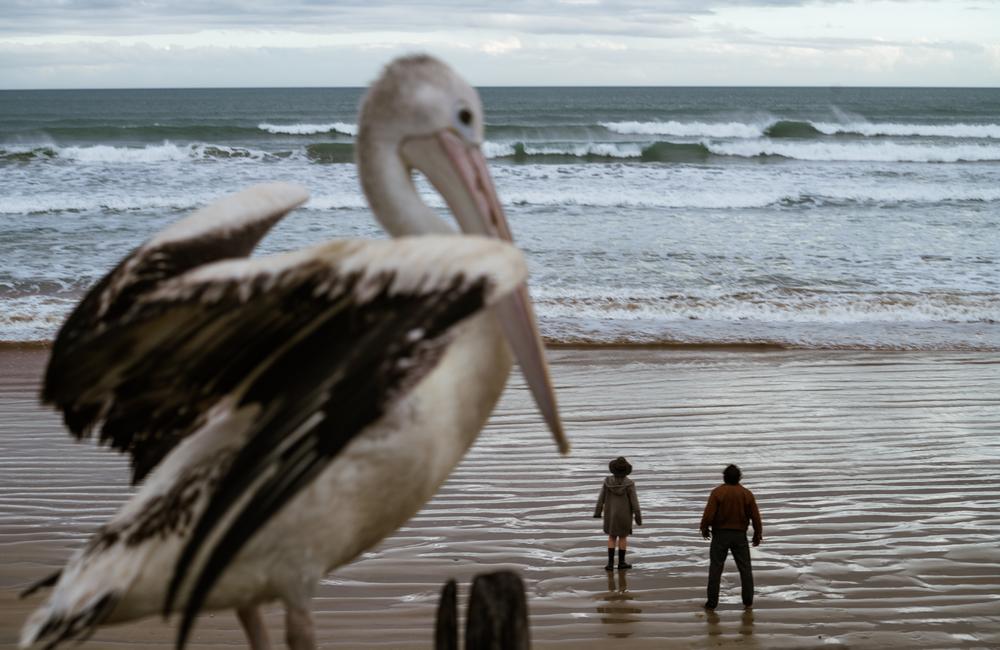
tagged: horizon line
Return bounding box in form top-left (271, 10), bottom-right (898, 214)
top-left (3, 83), bottom-right (998, 92)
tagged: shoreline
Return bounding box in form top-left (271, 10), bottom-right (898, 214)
top-left (5, 338), bottom-right (999, 352)
top-left (2, 347), bottom-right (999, 648)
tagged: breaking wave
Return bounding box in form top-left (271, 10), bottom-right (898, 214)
top-left (814, 121), bottom-right (1000, 139)
top-left (764, 121), bottom-right (824, 138)
top-left (483, 139), bottom-right (1000, 163)
top-left (0, 142), bottom-right (278, 164)
top-left (706, 140), bottom-right (1000, 162)
top-left (6, 124), bottom-right (1000, 167)
top-left (483, 141), bottom-right (711, 163)
top-left (601, 119), bottom-right (1000, 140)
top-left (600, 120), bottom-right (765, 139)
top-left (258, 122), bottom-right (357, 136)
top-left (304, 143), bottom-right (356, 163)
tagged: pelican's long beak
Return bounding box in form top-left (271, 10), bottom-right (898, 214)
top-left (401, 130), bottom-right (569, 455)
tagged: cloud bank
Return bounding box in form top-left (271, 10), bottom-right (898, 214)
top-left (0, 0), bottom-right (997, 87)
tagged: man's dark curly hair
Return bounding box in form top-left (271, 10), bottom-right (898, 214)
top-left (723, 464), bottom-right (742, 485)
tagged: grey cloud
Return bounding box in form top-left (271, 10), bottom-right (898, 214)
top-left (0, 0), bottom-right (862, 37)
top-left (2, 0), bottom-right (993, 88)
top-left (2, 32), bottom-right (992, 89)
top-left (715, 30), bottom-right (987, 54)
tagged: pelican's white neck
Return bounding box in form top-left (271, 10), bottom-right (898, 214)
top-left (357, 134), bottom-right (453, 238)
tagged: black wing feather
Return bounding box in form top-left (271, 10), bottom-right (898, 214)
top-left (168, 272), bottom-right (489, 649)
top-left (36, 228), bottom-right (522, 650)
top-left (43, 184), bottom-right (307, 483)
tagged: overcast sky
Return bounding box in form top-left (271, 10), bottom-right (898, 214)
top-left (1, 0), bottom-right (998, 88)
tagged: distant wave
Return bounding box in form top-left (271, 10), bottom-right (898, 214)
top-left (5, 136), bottom-right (1000, 169)
top-left (763, 121), bottom-right (824, 138)
top-left (59, 143), bottom-right (203, 163)
top-left (0, 147), bottom-right (58, 162)
top-left (0, 189), bottom-right (376, 215)
top-left (4, 122), bottom-right (360, 141)
top-left (0, 141), bottom-right (357, 165)
top-left (484, 139), bottom-right (1000, 163)
top-left (14, 124), bottom-right (266, 142)
top-left (484, 141), bottom-right (642, 159)
top-left (705, 140), bottom-right (1000, 162)
top-left (305, 143), bottom-right (355, 163)
top-left (0, 194), bottom-right (212, 215)
top-left (766, 119), bottom-right (1000, 140)
top-left (601, 120), bottom-right (765, 138)
top-left (0, 142), bottom-right (281, 164)
top-left (0, 188), bottom-right (378, 215)
top-left (258, 122), bottom-right (357, 136)
top-left (602, 119), bottom-right (1000, 140)
top-left (483, 141), bottom-right (711, 163)
top-left (814, 121), bottom-right (1000, 139)
top-left (8, 118), bottom-right (999, 151)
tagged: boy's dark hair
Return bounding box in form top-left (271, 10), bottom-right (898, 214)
top-left (723, 464), bottom-right (742, 485)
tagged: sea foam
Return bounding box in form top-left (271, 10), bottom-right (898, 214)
top-left (601, 119), bottom-right (1000, 140)
top-left (705, 140), bottom-right (1000, 162)
top-left (258, 122), bottom-right (358, 136)
top-left (814, 121), bottom-right (1000, 139)
top-left (601, 120), bottom-right (767, 138)
top-left (48, 142), bottom-right (275, 163)
top-left (532, 289), bottom-right (1000, 325)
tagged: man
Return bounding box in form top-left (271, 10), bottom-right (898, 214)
top-left (700, 464), bottom-right (763, 610)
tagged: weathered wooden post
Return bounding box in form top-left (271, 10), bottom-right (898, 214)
top-left (465, 571), bottom-right (530, 650)
top-left (434, 571), bottom-right (530, 650)
top-left (435, 578), bottom-right (458, 650)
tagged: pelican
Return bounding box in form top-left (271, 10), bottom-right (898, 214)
top-left (20, 54), bottom-right (568, 650)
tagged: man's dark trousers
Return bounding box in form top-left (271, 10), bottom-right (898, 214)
top-left (706, 529), bottom-right (754, 607)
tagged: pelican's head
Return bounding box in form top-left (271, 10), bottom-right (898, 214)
top-left (359, 54), bottom-right (485, 148)
top-left (356, 54), bottom-right (568, 454)
top-left (356, 54), bottom-right (501, 238)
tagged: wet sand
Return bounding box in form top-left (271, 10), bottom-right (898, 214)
top-left (2, 346), bottom-right (999, 648)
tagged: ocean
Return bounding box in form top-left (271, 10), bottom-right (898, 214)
top-left (1, 86), bottom-right (998, 349)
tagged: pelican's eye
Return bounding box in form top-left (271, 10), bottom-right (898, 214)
top-left (458, 107), bottom-right (473, 127)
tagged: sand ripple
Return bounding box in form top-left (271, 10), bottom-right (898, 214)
top-left (1, 348), bottom-right (999, 648)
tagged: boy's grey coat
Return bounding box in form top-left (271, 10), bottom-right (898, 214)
top-left (594, 476), bottom-right (642, 536)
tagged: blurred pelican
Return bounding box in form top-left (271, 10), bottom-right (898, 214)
top-left (21, 54), bottom-right (567, 650)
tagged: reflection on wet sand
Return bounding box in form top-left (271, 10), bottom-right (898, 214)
top-left (703, 607), bottom-right (757, 647)
top-left (596, 570), bottom-right (642, 636)
top-left (741, 608), bottom-right (754, 637)
top-left (704, 608), bottom-right (720, 636)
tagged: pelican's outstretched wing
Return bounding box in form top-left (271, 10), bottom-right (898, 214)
top-left (44, 183), bottom-right (309, 483)
top-left (27, 229), bottom-right (526, 650)
top-left (153, 235), bottom-right (526, 648)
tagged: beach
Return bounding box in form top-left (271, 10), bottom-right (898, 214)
top-left (2, 83), bottom-right (998, 649)
top-left (2, 345), bottom-right (998, 649)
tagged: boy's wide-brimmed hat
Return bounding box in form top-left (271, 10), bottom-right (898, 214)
top-left (609, 456), bottom-right (632, 476)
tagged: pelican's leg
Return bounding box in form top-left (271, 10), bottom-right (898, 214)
top-left (284, 601), bottom-right (316, 650)
top-left (237, 606), bottom-right (273, 650)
